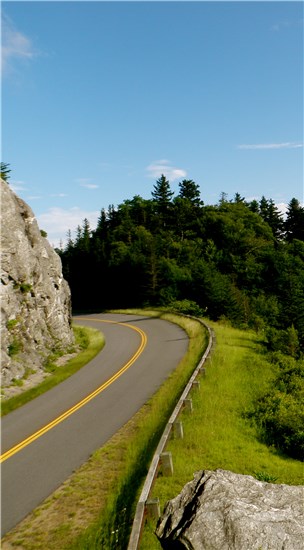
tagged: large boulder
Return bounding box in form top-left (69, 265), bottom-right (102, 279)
top-left (156, 469), bottom-right (304, 549)
top-left (1, 178), bottom-right (75, 386)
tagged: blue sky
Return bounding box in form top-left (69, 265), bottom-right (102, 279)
top-left (2, 1), bottom-right (303, 247)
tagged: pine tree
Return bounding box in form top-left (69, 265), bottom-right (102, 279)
top-left (265, 199), bottom-right (284, 239)
top-left (178, 179), bottom-right (202, 207)
top-left (248, 199), bottom-right (259, 213)
top-left (1, 163), bottom-right (11, 182)
top-left (151, 174), bottom-right (174, 205)
top-left (285, 198), bottom-right (304, 241)
top-left (233, 192), bottom-right (245, 203)
top-left (151, 174), bottom-right (174, 227)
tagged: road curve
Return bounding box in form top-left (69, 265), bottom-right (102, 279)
top-left (1, 313), bottom-right (188, 536)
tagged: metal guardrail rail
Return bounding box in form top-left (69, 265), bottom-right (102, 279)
top-left (127, 317), bottom-right (215, 549)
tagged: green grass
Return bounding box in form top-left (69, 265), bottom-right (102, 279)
top-left (64, 311), bottom-right (207, 550)
top-left (1, 310), bottom-right (207, 550)
top-left (3, 313), bottom-right (302, 550)
top-left (1, 325), bottom-right (105, 416)
top-left (139, 321), bottom-right (304, 549)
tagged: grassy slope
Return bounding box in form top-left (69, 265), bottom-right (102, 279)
top-left (1, 315), bottom-right (302, 550)
top-left (1, 311), bottom-right (206, 550)
top-left (140, 320), bottom-right (303, 549)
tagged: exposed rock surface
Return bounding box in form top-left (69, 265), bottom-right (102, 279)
top-left (1, 178), bottom-right (75, 386)
top-left (156, 469), bottom-right (304, 550)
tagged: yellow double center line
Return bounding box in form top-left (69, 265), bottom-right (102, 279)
top-left (1, 319), bottom-right (147, 464)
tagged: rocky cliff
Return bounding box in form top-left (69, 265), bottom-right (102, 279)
top-left (1, 178), bottom-right (75, 386)
top-left (156, 469), bottom-right (304, 549)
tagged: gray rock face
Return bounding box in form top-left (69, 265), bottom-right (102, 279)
top-left (156, 469), bottom-right (304, 550)
top-left (1, 179), bottom-right (75, 386)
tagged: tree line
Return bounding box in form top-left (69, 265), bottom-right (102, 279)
top-left (58, 175), bottom-right (304, 356)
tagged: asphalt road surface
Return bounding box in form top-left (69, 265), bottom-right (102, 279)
top-left (1, 313), bottom-right (188, 536)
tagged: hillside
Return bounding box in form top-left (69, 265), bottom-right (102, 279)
top-left (59, 176), bottom-right (304, 356)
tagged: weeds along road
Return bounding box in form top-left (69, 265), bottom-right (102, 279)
top-left (1, 313), bottom-right (188, 536)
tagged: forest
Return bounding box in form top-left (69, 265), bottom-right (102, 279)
top-left (59, 175), bottom-right (304, 357)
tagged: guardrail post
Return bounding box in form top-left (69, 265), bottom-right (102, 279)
top-left (200, 367), bottom-right (206, 377)
top-left (184, 398), bottom-right (193, 412)
top-left (146, 498), bottom-right (160, 520)
top-left (173, 420), bottom-right (184, 439)
top-left (192, 380), bottom-right (200, 391)
top-left (160, 452), bottom-right (174, 476)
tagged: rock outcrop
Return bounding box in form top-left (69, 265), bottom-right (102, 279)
top-left (1, 178), bottom-right (75, 386)
top-left (156, 469), bottom-right (304, 550)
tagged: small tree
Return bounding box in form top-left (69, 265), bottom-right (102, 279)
top-left (151, 174), bottom-right (174, 227)
top-left (151, 174), bottom-right (174, 207)
top-left (178, 179), bottom-right (202, 207)
top-left (1, 163), bottom-right (11, 182)
top-left (285, 198), bottom-right (304, 241)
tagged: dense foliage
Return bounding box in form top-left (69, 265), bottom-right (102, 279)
top-left (248, 353), bottom-right (304, 460)
top-left (59, 175), bottom-right (304, 354)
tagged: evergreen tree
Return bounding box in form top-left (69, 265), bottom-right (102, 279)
top-left (66, 229), bottom-right (74, 250)
top-left (233, 192), bottom-right (245, 203)
top-left (258, 197), bottom-right (284, 239)
top-left (178, 179), bottom-right (202, 207)
top-left (265, 199), bottom-right (284, 239)
top-left (80, 218), bottom-right (91, 252)
top-left (151, 174), bottom-right (174, 205)
top-left (151, 174), bottom-right (174, 227)
top-left (1, 163), bottom-right (11, 182)
top-left (285, 198), bottom-right (304, 242)
top-left (95, 209), bottom-right (108, 239)
top-left (259, 196), bottom-right (269, 220)
top-left (248, 199), bottom-right (259, 214)
top-left (173, 181), bottom-right (203, 239)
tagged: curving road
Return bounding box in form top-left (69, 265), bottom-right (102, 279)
top-left (1, 313), bottom-right (188, 536)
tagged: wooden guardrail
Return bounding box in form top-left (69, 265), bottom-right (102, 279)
top-left (127, 317), bottom-right (215, 549)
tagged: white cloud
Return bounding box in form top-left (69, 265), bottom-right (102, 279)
top-left (271, 21), bottom-right (291, 32)
top-left (2, 13), bottom-right (36, 74)
top-left (76, 178), bottom-right (99, 189)
top-left (50, 193), bottom-right (68, 197)
top-left (80, 183), bottom-right (99, 189)
top-left (146, 160), bottom-right (187, 181)
top-left (37, 206), bottom-right (99, 248)
top-left (238, 142), bottom-right (303, 150)
top-left (271, 19), bottom-right (303, 33)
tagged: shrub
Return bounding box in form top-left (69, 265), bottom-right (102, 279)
top-left (165, 299), bottom-right (205, 317)
top-left (265, 325), bottom-right (300, 357)
top-left (6, 318), bottom-right (19, 330)
top-left (74, 326), bottom-right (90, 350)
top-left (249, 356), bottom-right (304, 460)
top-left (8, 339), bottom-right (22, 357)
